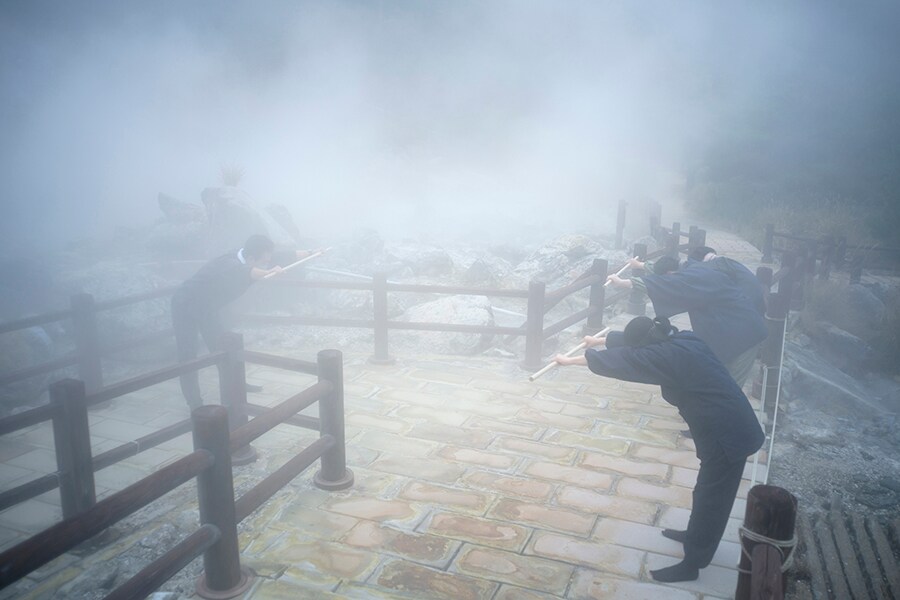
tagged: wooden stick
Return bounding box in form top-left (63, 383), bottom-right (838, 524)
top-left (528, 256), bottom-right (636, 382)
top-left (262, 248), bottom-right (329, 280)
top-left (529, 326), bottom-right (610, 382)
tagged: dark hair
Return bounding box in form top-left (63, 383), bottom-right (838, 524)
top-left (623, 316), bottom-right (677, 347)
top-left (688, 246), bottom-right (716, 262)
top-left (243, 234), bottom-right (275, 260)
top-left (653, 256), bottom-right (680, 275)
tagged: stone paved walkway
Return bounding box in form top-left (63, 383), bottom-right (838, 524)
top-left (1, 228), bottom-right (769, 599)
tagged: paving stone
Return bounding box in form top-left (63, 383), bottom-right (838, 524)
top-left (644, 552), bottom-right (738, 597)
top-left (393, 405), bottom-right (470, 426)
top-left (437, 446), bottom-right (518, 470)
top-left (464, 417), bottom-right (543, 439)
top-left (369, 455), bottom-right (466, 484)
top-left (94, 462), bottom-right (147, 490)
top-left (442, 398), bottom-right (521, 418)
top-left (407, 368), bottom-right (475, 385)
top-left (422, 509), bottom-right (532, 553)
top-left (374, 388), bottom-right (443, 408)
top-left (515, 408), bottom-right (592, 432)
top-left (657, 506), bottom-right (743, 544)
top-left (609, 400), bottom-right (679, 419)
top-left (263, 504), bottom-right (361, 539)
top-left (592, 517), bottom-right (683, 557)
top-left (398, 482), bottom-right (492, 514)
top-left (347, 412), bottom-right (410, 434)
top-left (462, 471), bottom-right (555, 501)
top-left (616, 478), bottom-right (693, 508)
top-left (643, 417), bottom-right (689, 432)
top-left (488, 498), bottom-right (595, 536)
top-left (599, 424), bottom-right (678, 448)
top-left (579, 452), bottom-right (669, 479)
top-left (470, 379), bottom-right (540, 397)
top-left (538, 389), bottom-right (607, 409)
top-left (407, 422), bottom-right (496, 449)
top-left (493, 437), bottom-right (577, 463)
top-left (0, 462), bottom-right (34, 487)
top-left (355, 431), bottom-right (440, 458)
top-left (421, 382), bottom-right (494, 403)
top-left (519, 394), bottom-right (568, 413)
top-left (526, 531), bottom-right (644, 578)
top-left (631, 445), bottom-right (699, 469)
top-left (493, 584), bottom-right (563, 600)
top-left (248, 577), bottom-right (343, 599)
top-left (569, 569), bottom-right (700, 600)
top-left (556, 487), bottom-right (658, 525)
top-left (5, 448), bottom-right (58, 473)
top-left (334, 580), bottom-right (436, 600)
top-left (376, 558), bottom-right (498, 600)
top-left (0, 499), bottom-right (61, 534)
top-left (544, 431), bottom-right (629, 456)
top-left (523, 461), bottom-right (613, 490)
top-left (454, 544), bottom-right (575, 595)
top-left (580, 385), bottom-right (654, 403)
top-left (342, 520), bottom-right (459, 567)
top-left (319, 497), bottom-right (419, 524)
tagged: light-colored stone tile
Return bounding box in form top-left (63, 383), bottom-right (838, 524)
top-left (438, 446), bottom-right (518, 470)
top-left (262, 505), bottom-right (360, 539)
top-left (616, 478), bottom-right (693, 509)
top-left (598, 424), bottom-right (678, 448)
top-left (544, 431), bottom-right (630, 456)
top-left (267, 539), bottom-right (379, 581)
top-left (526, 531), bottom-right (645, 578)
top-left (341, 521), bottom-right (459, 568)
top-left (515, 408), bottom-right (592, 432)
top-left (462, 471), bottom-right (555, 501)
top-left (644, 552), bottom-right (738, 597)
top-left (354, 431), bottom-right (439, 458)
top-left (494, 584), bottom-right (563, 600)
top-left (398, 482), bottom-right (492, 514)
top-left (464, 417), bottom-right (544, 439)
top-left (393, 405), bottom-right (469, 426)
top-left (569, 569), bottom-right (700, 600)
top-left (592, 517), bottom-right (683, 557)
top-left (523, 462), bottom-right (613, 490)
top-left (556, 487), bottom-right (658, 525)
top-left (346, 412), bottom-right (409, 434)
top-left (488, 499), bottom-right (595, 536)
top-left (631, 445), bottom-right (699, 469)
top-left (369, 455), bottom-right (466, 484)
top-left (424, 512), bottom-right (530, 552)
top-left (318, 497), bottom-right (418, 524)
top-left (375, 558), bottom-right (499, 600)
top-left (453, 545), bottom-right (575, 595)
top-left (493, 437), bottom-right (577, 463)
top-left (406, 423), bottom-right (495, 449)
top-left (579, 452), bottom-right (669, 480)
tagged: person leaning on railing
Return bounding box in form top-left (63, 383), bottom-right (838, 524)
top-left (171, 234), bottom-right (319, 408)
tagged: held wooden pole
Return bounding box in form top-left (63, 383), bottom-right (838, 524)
top-left (529, 327), bottom-right (610, 382)
top-left (261, 249), bottom-right (328, 280)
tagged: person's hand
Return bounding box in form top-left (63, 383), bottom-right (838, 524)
top-left (268, 266), bottom-right (284, 276)
top-left (627, 257), bottom-right (645, 270)
top-left (606, 274), bottom-right (633, 289)
top-left (553, 354), bottom-right (575, 366)
top-left (583, 335), bottom-right (606, 348)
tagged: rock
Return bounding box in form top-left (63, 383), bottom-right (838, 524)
top-left (511, 234), bottom-right (628, 287)
top-left (463, 257), bottom-right (513, 286)
top-left (0, 327), bottom-right (57, 411)
top-left (201, 186), bottom-right (295, 255)
top-left (383, 242), bottom-right (453, 277)
top-left (147, 221), bottom-right (208, 258)
top-left (806, 321), bottom-right (872, 374)
top-left (157, 193), bottom-right (205, 223)
top-left (265, 204), bottom-right (304, 245)
top-left (397, 295), bottom-right (495, 355)
top-left (846, 283), bottom-right (885, 331)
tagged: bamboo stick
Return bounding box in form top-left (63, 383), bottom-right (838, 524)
top-left (262, 249), bottom-right (329, 280)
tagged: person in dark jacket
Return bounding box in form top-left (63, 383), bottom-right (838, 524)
top-left (554, 316), bottom-right (765, 582)
top-left (607, 247), bottom-right (766, 388)
top-left (171, 234), bottom-right (316, 408)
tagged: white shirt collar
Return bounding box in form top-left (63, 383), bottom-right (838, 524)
top-left (237, 248), bottom-right (246, 264)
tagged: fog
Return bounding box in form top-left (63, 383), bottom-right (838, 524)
top-left (2, 1), bottom-right (898, 254)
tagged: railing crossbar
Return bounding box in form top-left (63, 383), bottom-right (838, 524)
top-left (87, 353), bottom-right (225, 406)
top-left (229, 381), bottom-right (331, 451)
top-left (244, 403), bottom-right (320, 430)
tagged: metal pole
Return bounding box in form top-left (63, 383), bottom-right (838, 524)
top-left (192, 405), bottom-right (253, 599)
top-left (522, 280), bottom-right (546, 371)
top-left (369, 272), bottom-right (395, 364)
top-left (50, 379), bottom-right (96, 518)
top-left (71, 294), bottom-right (102, 393)
top-left (314, 349), bottom-right (354, 490)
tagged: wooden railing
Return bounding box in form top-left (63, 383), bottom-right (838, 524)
top-left (0, 338), bottom-right (351, 599)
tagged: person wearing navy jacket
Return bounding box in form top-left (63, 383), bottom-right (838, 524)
top-left (606, 246), bottom-right (766, 388)
top-left (554, 316), bottom-right (765, 583)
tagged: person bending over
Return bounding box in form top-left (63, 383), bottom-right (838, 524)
top-left (554, 316), bottom-right (764, 583)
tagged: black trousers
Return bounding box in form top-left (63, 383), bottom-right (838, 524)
top-left (683, 449), bottom-right (746, 568)
top-left (171, 294), bottom-right (226, 408)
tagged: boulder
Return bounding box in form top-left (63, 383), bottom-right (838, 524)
top-left (201, 186), bottom-right (295, 255)
top-left (463, 257), bottom-right (514, 286)
top-left (383, 242), bottom-right (453, 277)
top-left (397, 295), bottom-right (495, 355)
top-left (157, 193), bottom-right (205, 223)
top-left (512, 234), bottom-right (629, 286)
top-left (846, 283), bottom-right (885, 332)
top-left (806, 321), bottom-right (872, 374)
top-left (0, 327), bottom-right (58, 411)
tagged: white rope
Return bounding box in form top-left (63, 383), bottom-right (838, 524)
top-left (764, 316), bottom-right (788, 485)
top-left (749, 364), bottom-right (769, 488)
top-left (737, 525), bottom-right (798, 574)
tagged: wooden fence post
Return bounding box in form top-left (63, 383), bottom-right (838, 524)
top-left (217, 333), bottom-right (257, 466)
top-left (649, 200), bottom-right (662, 238)
top-left (50, 379), bottom-right (96, 519)
top-left (626, 243), bottom-right (648, 316)
top-left (314, 349), bottom-right (354, 491)
top-left (669, 222), bottom-right (681, 257)
top-left (735, 485), bottom-right (798, 599)
top-left (762, 224), bottom-right (775, 263)
top-left (369, 273), bottom-right (395, 365)
top-left (192, 405), bottom-right (253, 599)
top-left (523, 281), bottom-right (546, 371)
top-left (582, 259), bottom-right (608, 336)
top-left (615, 199), bottom-right (627, 249)
top-left (71, 294), bottom-right (102, 393)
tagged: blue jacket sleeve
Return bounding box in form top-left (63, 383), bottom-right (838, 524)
top-left (640, 263), bottom-right (731, 317)
top-left (585, 345), bottom-right (681, 388)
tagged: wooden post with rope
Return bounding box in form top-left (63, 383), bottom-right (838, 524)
top-left (735, 485), bottom-right (798, 600)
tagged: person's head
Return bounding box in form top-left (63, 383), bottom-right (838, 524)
top-left (243, 234), bottom-right (275, 266)
top-left (653, 256), bottom-right (680, 275)
top-left (623, 316), bottom-right (677, 347)
top-left (688, 246), bottom-right (717, 262)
